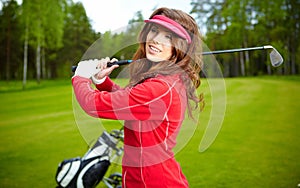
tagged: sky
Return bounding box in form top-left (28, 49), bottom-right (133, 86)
top-left (73, 0), bottom-right (193, 33)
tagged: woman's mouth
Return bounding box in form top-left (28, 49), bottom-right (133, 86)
top-left (149, 45), bottom-right (161, 54)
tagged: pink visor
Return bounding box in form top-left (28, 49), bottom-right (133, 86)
top-left (144, 15), bottom-right (192, 44)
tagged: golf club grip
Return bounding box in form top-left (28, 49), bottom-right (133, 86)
top-left (71, 60), bottom-right (132, 72)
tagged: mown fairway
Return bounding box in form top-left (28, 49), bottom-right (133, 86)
top-left (0, 77), bottom-right (299, 187)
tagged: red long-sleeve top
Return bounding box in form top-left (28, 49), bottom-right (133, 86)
top-left (72, 74), bottom-right (189, 187)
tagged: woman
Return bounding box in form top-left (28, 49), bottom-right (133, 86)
top-left (72, 7), bottom-right (203, 188)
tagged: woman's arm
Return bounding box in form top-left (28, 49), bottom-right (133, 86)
top-left (72, 75), bottom-right (182, 121)
top-left (93, 76), bottom-right (122, 92)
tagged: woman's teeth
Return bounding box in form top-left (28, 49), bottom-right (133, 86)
top-left (150, 45), bottom-right (160, 53)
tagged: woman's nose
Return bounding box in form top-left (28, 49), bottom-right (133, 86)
top-left (152, 33), bottom-right (164, 44)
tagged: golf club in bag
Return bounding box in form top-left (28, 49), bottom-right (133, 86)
top-left (61, 44), bottom-right (283, 188)
top-left (55, 129), bottom-right (124, 188)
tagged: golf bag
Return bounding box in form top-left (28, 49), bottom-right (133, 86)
top-left (55, 130), bottom-right (123, 188)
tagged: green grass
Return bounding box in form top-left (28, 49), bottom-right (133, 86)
top-left (0, 77), bottom-right (299, 187)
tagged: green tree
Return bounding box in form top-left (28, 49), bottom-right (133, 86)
top-left (282, 0), bottom-right (300, 74)
top-left (0, 0), bottom-right (22, 80)
top-left (21, 0), bottom-right (65, 86)
top-left (41, 0), bottom-right (65, 79)
top-left (252, 0), bottom-right (287, 75)
top-left (22, 0), bottom-right (44, 84)
top-left (57, 1), bottom-right (98, 78)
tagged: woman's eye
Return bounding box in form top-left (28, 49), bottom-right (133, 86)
top-left (165, 34), bottom-right (172, 40)
top-left (151, 28), bottom-right (158, 33)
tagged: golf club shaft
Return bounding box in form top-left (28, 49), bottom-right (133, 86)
top-left (201, 45), bottom-right (271, 55)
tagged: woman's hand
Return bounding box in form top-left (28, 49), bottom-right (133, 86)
top-left (93, 57), bottom-right (119, 80)
top-left (73, 59), bottom-right (100, 78)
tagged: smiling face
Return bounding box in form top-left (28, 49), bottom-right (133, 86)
top-left (145, 24), bottom-right (174, 62)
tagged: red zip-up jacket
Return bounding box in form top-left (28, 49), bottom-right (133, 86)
top-left (72, 74), bottom-right (189, 188)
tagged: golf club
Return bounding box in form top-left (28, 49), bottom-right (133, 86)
top-left (202, 45), bottom-right (284, 67)
top-left (71, 45), bottom-right (283, 72)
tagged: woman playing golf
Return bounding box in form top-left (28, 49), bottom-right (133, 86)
top-left (72, 7), bottom-right (203, 188)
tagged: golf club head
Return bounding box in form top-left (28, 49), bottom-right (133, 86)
top-left (269, 48), bottom-right (284, 67)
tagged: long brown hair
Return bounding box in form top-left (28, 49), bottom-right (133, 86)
top-left (128, 7), bottom-right (204, 115)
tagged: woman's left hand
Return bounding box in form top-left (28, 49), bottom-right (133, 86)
top-left (93, 57), bottom-right (119, 80)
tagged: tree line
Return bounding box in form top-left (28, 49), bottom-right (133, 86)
top-left (0, 0), bottom-right (299, 86)
top-left (191, 0), bottom-right (300, 77)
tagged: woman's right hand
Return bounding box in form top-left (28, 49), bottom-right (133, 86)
top-left (93, 57), bottom-right (119, 80)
